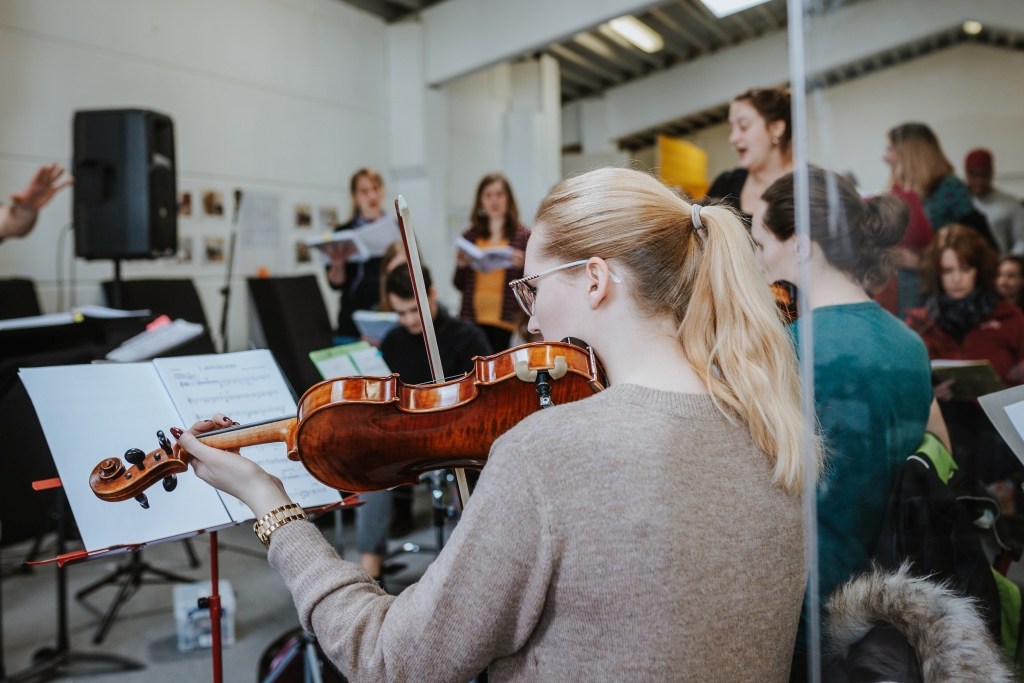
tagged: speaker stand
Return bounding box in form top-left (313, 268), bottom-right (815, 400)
top-left (109, 258), bottom-right (124, 309)
top-left (217, 190), bottom-right (242, 353)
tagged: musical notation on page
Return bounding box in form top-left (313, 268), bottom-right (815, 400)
top-left (153, 351), bottom-right (341, 519)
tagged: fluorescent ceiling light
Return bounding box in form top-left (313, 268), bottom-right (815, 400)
top-left (608, 16), bottom-right (664, 53)
top-left (699, 0), bottom-right (771, 19)
top-left (962, 20), bottom-right (983, 35)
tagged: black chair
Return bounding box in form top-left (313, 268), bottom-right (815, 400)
top-left (0, 278), bottom-right (42, 320)
top-left (101, 278), bottom-right (216, 355)
top-left (247, 275), bottom-right (334, 397)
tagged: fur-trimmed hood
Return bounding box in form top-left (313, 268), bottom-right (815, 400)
top-left (826, 563), bottom-right (1014, 682)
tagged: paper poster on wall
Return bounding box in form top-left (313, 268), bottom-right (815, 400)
top-left (238, 190), bottom-right (281, 249)
top-left (319, 206), bottom-right (338, 229)
top-left (178, 190), bottom-right (193, 217)
top-left (295, 203), bottom-right (312, 228)
top-left (201, 190), bottom-right (224, 217)
top-left (204, 236), bottom-right (225, 263)
top-left (176, 235), bottom-right (193, 264)
top-left (295, 240), bottom-right (312, 264)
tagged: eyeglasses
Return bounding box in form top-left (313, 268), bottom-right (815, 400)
top-left (508, 259), bottom-right (622, 316)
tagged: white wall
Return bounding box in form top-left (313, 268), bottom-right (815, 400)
top-left (807, 43), bottom-right (1024, 196)
top-left (0, 0), bottom-right (389, 350)
top-left (439, 56), bottom-right (560, 305)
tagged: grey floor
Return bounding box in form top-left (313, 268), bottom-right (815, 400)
top-left (1, 498), bottom-right (442, 683)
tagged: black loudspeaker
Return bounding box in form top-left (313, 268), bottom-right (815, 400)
top-left (73, 109), bottom-right (177, 260)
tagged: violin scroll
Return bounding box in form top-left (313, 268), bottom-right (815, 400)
top-left (88, 417), bottom-right (297, 508)
top-left (89, 439), bottom-right (189, 505)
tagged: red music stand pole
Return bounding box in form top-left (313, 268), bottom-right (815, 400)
top-left (207, 531), bottom-right (223, 683)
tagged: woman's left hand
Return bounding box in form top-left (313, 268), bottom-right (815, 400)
top-left (174, 414), bottom-right (293, 518)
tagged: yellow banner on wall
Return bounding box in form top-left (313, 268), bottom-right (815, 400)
top-left (657, 135), bottom-right (709, 200)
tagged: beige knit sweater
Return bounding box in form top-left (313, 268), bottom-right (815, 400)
top-left (268, 384), bottom-right (805, 682)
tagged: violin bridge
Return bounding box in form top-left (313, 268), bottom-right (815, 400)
top-left (514, 355), bottom-right (568, 382)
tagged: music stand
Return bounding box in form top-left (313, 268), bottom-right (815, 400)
top-left (74, 543), bottom-right (197, 644)
top-left (3, 488), bottom-right (144, 683)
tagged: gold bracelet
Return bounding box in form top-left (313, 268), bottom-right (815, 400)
top-left (253, 503), bottom-right (307, 548)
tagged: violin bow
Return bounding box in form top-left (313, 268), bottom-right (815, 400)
top-left (395, 196), bottom-right (472, 506)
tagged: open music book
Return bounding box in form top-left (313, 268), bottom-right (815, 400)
top-left (303, 229), bottom-right (371, 263)
top-left (456, 236), bottom-right (516, 273)
top-left (309, 341), bottom-right (391, 381)
top-left (304, 215), bottom-right (401, 263)
top-left (20, 349), bottom-right (341, 552)
top-left (351, 309), bottom-right (399, 345)
top-left (931, 359), bottom-right (1006, 400)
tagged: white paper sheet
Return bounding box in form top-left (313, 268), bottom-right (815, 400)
top-left (20, 350), bottom-right (341, 551)
top-left (19, 364), bottom-right (234, 551)
top-left (153, 350), bottom-right (340, 520)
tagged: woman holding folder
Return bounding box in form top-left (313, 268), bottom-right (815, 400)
top-left (326, 168), bottom-right (400, 342)
top-left (905, 224), bottom-right (1024, 482)
top-left (453, 173), bottom-right (530, 351)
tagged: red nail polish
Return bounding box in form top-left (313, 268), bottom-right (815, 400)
top-left (170, 427), bottom-right (184, 438)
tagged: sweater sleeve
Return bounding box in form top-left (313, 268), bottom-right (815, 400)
top-left (267, 432), bottom-right (552, 683)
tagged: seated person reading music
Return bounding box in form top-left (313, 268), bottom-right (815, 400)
top-left (175, 167), bottom-right (814, 682)
top-left (356, 265), bottom-right (491, 584)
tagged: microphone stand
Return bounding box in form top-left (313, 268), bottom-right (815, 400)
top-left (217, 190), bottom-right (242, 353)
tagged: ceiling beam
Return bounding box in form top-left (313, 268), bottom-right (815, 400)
top-left (599, 0), bottom-right (1024, 143)
top-left (420, 0), bottom-right (661, 85)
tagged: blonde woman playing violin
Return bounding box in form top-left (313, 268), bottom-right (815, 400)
top-left (178, 167), bottom-right (815, 683)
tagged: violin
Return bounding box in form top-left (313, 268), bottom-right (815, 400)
top-left (89, 341), bottom-right (605, 506)
top-left (771, 280), bottom-right (798, 323)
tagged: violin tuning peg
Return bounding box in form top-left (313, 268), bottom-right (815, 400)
top-left (124, 448), bottom-right (145, 467)
top-left (162, 475), bottom-right (178, 492)
top-left (135, 493), bottom-right (150, 509)
top-left (156, 430), bottom-right (173, 456)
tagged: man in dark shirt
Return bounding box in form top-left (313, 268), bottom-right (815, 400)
top-left (357, 265), bottom-right (492, 584)
top-left (379, 266), bottom-right (492, 384)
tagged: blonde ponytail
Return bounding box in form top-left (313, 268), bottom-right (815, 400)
top-left (682, 205), bottom-right (817, 494)
top-left (536, 168), bottom-right (817, 496)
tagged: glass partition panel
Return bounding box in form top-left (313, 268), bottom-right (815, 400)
top-left (788, 0), bottom-right (1024, 679)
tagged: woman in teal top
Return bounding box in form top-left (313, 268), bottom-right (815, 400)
top-left (751, 168), bottom-right (934, 673)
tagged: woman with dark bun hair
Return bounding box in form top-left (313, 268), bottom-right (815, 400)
top-left (752, 167), bottom-right (933, 671)
top-left (706, 87), bottom-right (792, 221)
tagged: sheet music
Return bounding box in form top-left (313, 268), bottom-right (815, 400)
top-left (20, 364), bottom-right (235, 552)
top-left (353, 215), bottom-right (401, 257)
top-left (153, 350), bottom-right (341, 520)
top-left (309, 342), bottom-right (392, 381)
top-left (20, 350), bottom-right (341, 552)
